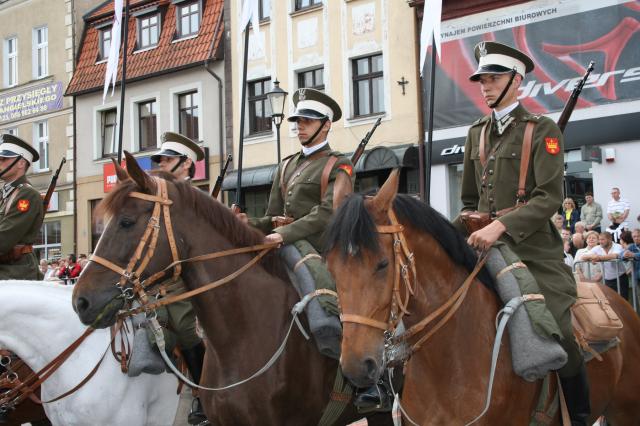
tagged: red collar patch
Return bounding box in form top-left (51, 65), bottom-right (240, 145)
top-left (545, 137), bottom-right (560, 155)
top-left (338, 164), bottom-right (353, 177)
top-left (17, 199), bottom-right (30, 212)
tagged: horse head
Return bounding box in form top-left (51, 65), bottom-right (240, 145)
top-left (73, 152), bottom-right (181, 328)
top-left (325, 170), bottom-right (401, 388)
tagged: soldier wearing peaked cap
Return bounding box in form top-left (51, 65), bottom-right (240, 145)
top-left (150, 131), bottom-right (208, 425)
top-left (0, 134), bottom-right (45, 280)
top-left (455, 41), bottom-right (590, 424)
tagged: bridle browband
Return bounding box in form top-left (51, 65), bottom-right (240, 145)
top-left (89, 177), bottom-right (278, 317)
top-left (339, 207), bottom-right (488, 360)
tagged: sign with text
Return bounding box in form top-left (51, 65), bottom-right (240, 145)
top-left (0, 82), bottom-right (63, 123)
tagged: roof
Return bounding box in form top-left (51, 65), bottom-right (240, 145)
top-left (66, 0), bottom-right (224, 96)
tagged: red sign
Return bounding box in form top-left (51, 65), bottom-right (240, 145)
top-left (103, 160), bottom-right (127, 193)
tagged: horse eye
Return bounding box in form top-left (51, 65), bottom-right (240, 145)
top-left (375, 259), bottom-right (389, 273)
top-left (119, 218), bottom-right (135, 229)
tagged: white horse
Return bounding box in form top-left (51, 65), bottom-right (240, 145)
top-left (0, 280), bottom-right (179, 426)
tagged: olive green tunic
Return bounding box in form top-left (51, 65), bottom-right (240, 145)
top-left (457, 104), bottom-right (581, 377)
top-left (0, 175), bottom-right (44, 280)
top-left (250, 144), bottom-right (354, 253)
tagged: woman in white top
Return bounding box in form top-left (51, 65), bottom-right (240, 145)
top-left (574, 230), bottom-right (602, 282)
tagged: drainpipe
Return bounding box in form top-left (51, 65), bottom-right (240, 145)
top-left (72, 95), bottom-right (77, 255)
top-left (204, 8), bottom-right (225, 175)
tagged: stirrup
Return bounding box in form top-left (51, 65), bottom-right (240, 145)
top-left (354, 381), bottom-right (393, 414)
top-left (187, 397), bottom-right (209, 425)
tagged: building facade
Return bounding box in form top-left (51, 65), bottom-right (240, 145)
top-left (66, 0), bottom-right (225, 255)
top-left (223, 0), bottom-right (423, 216)
top-left (410, 0), bottom-right (640, 230)
top-left (0, 0), bottom-right (77, 260)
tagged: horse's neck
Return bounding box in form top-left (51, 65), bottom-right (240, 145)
top-left (0, 282), bottom-right (88, 370)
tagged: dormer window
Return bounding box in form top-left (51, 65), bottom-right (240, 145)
top-left (99, 28), bottom-right (111, 60)
top-left (138, 14), bottom-right (160, 49)
top-left (177, 1), bottom-right (200, 38)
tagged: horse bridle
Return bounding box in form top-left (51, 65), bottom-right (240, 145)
top-left (339, 207), bottom-right (488, 362)
top-left (89, 177), bottom-right (277, 317)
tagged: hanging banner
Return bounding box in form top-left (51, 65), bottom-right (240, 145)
top-left (423, 0), bottom-right (640, 129)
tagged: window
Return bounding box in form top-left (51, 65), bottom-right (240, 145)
top-left (138, 14), bottom-right (160, 49)
top-left (4, 37), bottom-right (18, 87)
top-left (353, 54), bottom-right (384, 117)
top-left (33, 121), bottom-right (48, 172)
top-left (259, 0), bottom-right (270, 19)
top-left (298, 67), bottom-right (324, 91)
top-left (3, 128), bottom-right (17, 136)
top-left (295, 0), bottom-right (321, 10)
top-left (90, 200), bottom-right (104, 253)
top-left (34, 221), bottom-right (62, 261)
top-left (99, 28), bottom-right (111, 60)
top-left (178, 92), bottom-right (199, 141)
top-left (177, 1), bottom-right (200, 38)
top-left (32, 27), bottom-right (48, 79)
top-left (248, 79), bottom-right (272, 135)
top-left (100, 109), bottom-right (118, 158)
top-left (138, 100), bottom-right (157, 151)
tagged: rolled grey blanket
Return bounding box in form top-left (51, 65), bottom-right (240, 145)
top-left (280, 244), bottom-right (342, 360)
top-left (486, 246), bottom-right (567, 382)
top-left (128, 304), bottom-right (166, 377)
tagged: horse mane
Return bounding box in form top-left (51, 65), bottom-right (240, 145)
top-left (325, 193), bottom-right (494, 289)
top-left (97, 172), bottom-right (287, 280)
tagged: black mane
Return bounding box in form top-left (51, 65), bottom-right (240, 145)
top-left (324, 193), bottom-right (494, 288)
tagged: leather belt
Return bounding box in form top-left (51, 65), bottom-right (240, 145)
top-left (0, 244), bottom-right (34, 263)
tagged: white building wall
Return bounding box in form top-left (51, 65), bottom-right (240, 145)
top-left (429, 164), bottom-right (449, 218)
top-left (590, 140), bottom-right (640, 231)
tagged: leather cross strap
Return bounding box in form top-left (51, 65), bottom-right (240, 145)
top-left (320, 156), bottom-right (339, 198)
top-left (281, 150), bottom-right (330, 200)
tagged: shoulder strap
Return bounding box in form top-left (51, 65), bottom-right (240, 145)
top-left (479, 122), bottom-right (489, 167)
top-left (279, 156), bottom-right (295, 200)
top-left (320, 156), bottom-right (339, 199)
top-left (517, 121), bottom-right (536, 200)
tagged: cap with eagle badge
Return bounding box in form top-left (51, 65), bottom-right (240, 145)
top-left (151, 132), bottom-right (204, 163)
top-left (0, 134), bottom-right (40, 163)
top-left (287, 88), bottom-right (342, 123)
top-left (469, 41), bottom-right (535, 81)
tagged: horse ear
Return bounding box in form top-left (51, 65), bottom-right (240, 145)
top-left (124, 151), bottom-right (154, 193)
top-left (111, 157), bottom-right (129, 182)
top-left (372, 168), bottom-right (400, 213)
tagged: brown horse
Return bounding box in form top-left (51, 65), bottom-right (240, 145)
top-left (324, 170), bottom-right (640, 425)
top-left (71, 153), bottom-right (392, 426)
top-left (0, 353), bottom-right (50, 426)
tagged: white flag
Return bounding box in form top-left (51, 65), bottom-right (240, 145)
top-left (103, 0), bottom-right (123, 102)
top-left (419, 0), bottom-right (442, 76)
top-left (238, 0), bottom-right (261, 48)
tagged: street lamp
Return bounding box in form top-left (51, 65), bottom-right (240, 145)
top-left (267, 79), bottom-right (288, 163)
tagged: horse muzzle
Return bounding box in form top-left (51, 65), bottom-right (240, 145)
top-left (341, 353), bottom-right (384, 388)
top-left (72, 285), bottom-right (123, 328)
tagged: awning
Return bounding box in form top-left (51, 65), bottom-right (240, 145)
top-left (222, 164), bottom-right (278, 191)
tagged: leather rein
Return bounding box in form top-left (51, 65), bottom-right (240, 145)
top-left (339, 208), bottom-right (488, 362)
top-left (89, 177), bottom-right (278, 319)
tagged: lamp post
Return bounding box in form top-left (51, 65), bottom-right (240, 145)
top-left (267, 79), bottom-right (288, 163)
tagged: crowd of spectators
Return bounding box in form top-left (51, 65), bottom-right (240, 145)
top-left (559, 187), bottom-right (639, 304)
top-left (38, 253), bottom-right (89, 284)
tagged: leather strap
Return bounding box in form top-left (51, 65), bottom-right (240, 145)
top-left (279, 156), bottom-right (295, 200)
top-left (518, 121), bottom-right (536, 199)
top-left (340, 314), bottom-right (388, 331)
top-left (479, 122), bottom-right (489, 167)
top-left (320, 156), bottom-right (339, 199)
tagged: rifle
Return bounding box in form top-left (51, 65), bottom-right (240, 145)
top-left (211, 154), bottom-right (232, 198)
top-left (351, 117), bottom-right (382, 165)
top-left (557, 61), bottom-right (595, 133)
top-left (43, 157), bottom-right (66, 210)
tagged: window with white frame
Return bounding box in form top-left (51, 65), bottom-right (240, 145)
top-left (34, 220), bottom-right (62, 261)
top-left (177, 1), bottom-right (200, 38)
top-left (99, 28), bottom-right (111, 60)
top-left (33, 26), bottom-right (48, 79)
top-left (178, 91), bottom-right (199, 141)
top-left (247, 78), bottom-right (272, 135)
top-left (33, 121), bottom-right (49, 172)
top-left (138, 14), bottom-right (160, 49)
top-left (3, 128), bottom-right (17, 136)
top-left (298, 67), bottom-right (324, 91)
top-left (353, 54), bottom-right (384, 117)
top-left (138, 100), bottom-right (157, 151)
top-left (100, 108), bottom-right (118, 158)
top-left (295, 0), bottom-right (321, 11)
top-left (259, 0), bottom-right (270, 19)
top-left (4, 37), bottom-right (18, 87)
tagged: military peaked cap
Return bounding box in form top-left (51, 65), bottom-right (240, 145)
top-left (287, 88), bottom-right (342, 123)
top-left (151, 131), bottom-right (204, 163)
top-left (0, 134), bottom-right (39, 163)
top-left (469, 41), bottom-right (534, 81)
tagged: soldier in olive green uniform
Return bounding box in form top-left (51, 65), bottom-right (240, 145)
top-left (0, 135), bottom-right (44, 280)
top-left (457, 42), bottom-right (590, 425)
top-left (150, 132), bottom-right (207, 425)
top-left (249, 88), bottom-right (354, 251)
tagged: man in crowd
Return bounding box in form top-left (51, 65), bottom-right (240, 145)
top-left (621, 229), bottom-right (639, 291)
top-left (457, 41), bottom-right (590, 424)
top-left (151, 131), bottom-right (208, 425)
top-left (580, 192), bottom-right (602, 233)
top-left (607, 187), bottom-right (631, 242)
top-left (583, 232), bottom-right (628, 301)
top-left (0, 135), bottom-right (44, 280)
